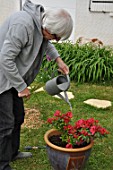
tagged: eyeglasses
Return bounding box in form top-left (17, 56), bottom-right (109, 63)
top-left (52, 34), bottom-right (61, 41)
top-left (45, 28), bottom-right (61, 41)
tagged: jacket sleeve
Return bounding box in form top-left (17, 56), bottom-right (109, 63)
top-left (45, 41), bottom-right (60, 60)
top-left (0, 24), bottom-right (28, 92)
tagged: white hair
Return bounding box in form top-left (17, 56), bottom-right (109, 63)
top-left (42, 8), bottom-right (73, 40)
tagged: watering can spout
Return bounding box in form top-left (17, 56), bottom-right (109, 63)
top-left (57, 91), bottom-right (72, 111)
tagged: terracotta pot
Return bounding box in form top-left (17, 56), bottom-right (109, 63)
top-left (44, 129), bottom-right (94, 170)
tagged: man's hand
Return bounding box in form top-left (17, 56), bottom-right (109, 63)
top-left (18, 87), bottom-right (31, 99)
top-left (55, 57), bottom-right (69, 74)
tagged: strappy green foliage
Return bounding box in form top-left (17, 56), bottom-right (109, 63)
top-left (38, 42), bottom-right (113, 83)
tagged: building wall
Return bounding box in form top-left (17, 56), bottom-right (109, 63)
top-left (75, 0), bottom-right (113, 45)
top-left (0, 0), bottom-right (113, 45)
top-left (0, 0), bottom-right (20, 25)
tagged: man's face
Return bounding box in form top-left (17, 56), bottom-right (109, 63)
top-left (42, 28), bottom-right (60, 41)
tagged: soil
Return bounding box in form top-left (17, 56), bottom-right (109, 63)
top-left (22, 108), bottom-right (44, 129)
top-left (49, 135), bottom-right (89, 148)
top-left (49, 135), bottom-right (67, 147)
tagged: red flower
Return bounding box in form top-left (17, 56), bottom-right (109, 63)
top-left (64, 124), bottom-right (73, 130)
top-left (87, 118), bottom-right (95, 124)
top-left (80, 130), bottom-right (89, 136)
top-left (54, 110), bottom-right (61, 117)
top-left (73, 134), bottom-right (79, 139)
top-left (90, 126), bottom-right (97, 135)
top-left (66, 112), bottom-right (73, 118)
top-left (47, 118), bottom-right (54, 124)
top-left (75, 119), bottom-right (85, 128)
top-left (63, 117), bottom-right (70, 124)
top-left (99, 127), bottom-right (109, 135)
top-left (68, 127), bottom-right (76, 135)
top-left (66, 143), bottom-right (73, 148)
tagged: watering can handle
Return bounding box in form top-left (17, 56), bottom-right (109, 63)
top-left (51, 70), bottom-right (70, 80)
top-left (66, 74), bottom-right (70, 84)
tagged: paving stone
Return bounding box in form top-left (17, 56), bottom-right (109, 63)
top-left (84, 99), bottom-right (112, 109)
top-left (54, 91), bottom-right (74, 100)
top-left (34, 87), bottom-right (44, 93)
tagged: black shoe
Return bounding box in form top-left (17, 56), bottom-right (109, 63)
top-left (12, 152), bottom-right (32, 161)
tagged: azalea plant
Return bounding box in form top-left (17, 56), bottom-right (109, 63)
top-left (47, 110), bottom-right (109, 148)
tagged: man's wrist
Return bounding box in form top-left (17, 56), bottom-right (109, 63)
top-left (55, 56), bottom-right (61, 63)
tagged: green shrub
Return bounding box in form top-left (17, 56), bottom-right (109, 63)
top-left (37, 42), bottom-right (113, 83)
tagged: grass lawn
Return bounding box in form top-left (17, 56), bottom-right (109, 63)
top-left (11, 81), bottom-right (113, 170)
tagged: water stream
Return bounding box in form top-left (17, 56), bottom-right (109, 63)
top-left (64, 91), bottom-right (72, 111)
top-left (67, 98), bottom-right (73, 111)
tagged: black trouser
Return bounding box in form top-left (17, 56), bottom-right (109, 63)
top-left (0, 88), bottom-right (25, 170)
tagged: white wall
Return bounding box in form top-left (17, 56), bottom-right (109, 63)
top-left (0, 0), bottom-right (20, 25)
top-left (0, 0), bottom-right (113, 45)
top-left (75, 0), bottom-right (113, 45)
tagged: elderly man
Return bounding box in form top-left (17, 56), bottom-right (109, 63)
top-left (0, 0), bottom-right (73, 169)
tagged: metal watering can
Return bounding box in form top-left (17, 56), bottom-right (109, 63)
top-left (45, 73), bottom-right (72, 110)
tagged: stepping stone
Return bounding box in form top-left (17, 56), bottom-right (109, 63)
top-left (34, 87), bottom-right (45, 93)
top-left (54, 91), bottom-right (74, 100)
top-left (28, 86), bottom-right (35, 89)
top-left (84, 99), bottom-right (112, 109)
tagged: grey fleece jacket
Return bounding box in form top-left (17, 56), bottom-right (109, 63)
top-left (0, 0), bottom-right (60, 94)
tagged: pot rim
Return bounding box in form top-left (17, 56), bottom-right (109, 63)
top-left (44, 129), bottom-right (94, 152)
